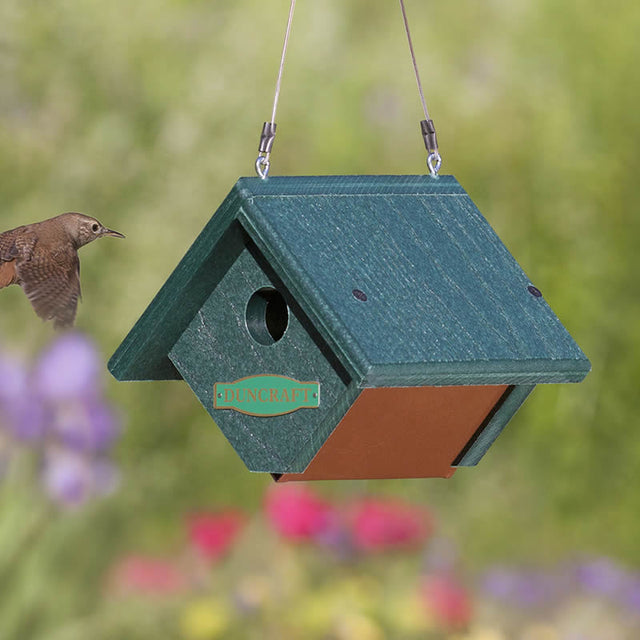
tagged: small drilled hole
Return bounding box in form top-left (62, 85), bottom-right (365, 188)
top-left (352, 289), bottom-right (367, 302)
top-left (527, 285), bottom-right (543, 298)
top-left (246, 288), bottom-right (289, 345)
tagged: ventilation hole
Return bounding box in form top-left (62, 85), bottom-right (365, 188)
top-left (245, 288), bottom-right (289, 345)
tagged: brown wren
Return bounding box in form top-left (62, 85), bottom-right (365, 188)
top-left (0, 212), bottom-right (124, 328)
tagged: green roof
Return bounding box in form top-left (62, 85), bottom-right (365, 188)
top-left (109, 175), bottom-right (590, 387)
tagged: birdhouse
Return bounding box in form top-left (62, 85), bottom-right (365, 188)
top-left (109, 175), bottom-right (590, 481)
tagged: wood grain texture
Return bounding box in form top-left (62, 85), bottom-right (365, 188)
top-left (109, 175), bottom-right (589, 475)
top-left (238, 176), bottom-right (591, 386)
top-left (168, 225), bottom-right (353, 473)
top-left (110, 175), bottom-right (590, 387)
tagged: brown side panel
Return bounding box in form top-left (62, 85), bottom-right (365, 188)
top-left (277, 385), bottom-right (509, 481)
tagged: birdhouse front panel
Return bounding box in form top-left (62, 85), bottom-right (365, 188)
top-left (168, 221), bottom-right (357, 474)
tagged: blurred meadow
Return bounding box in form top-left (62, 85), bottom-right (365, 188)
top-left (0, 0), bottom-right (639, 638)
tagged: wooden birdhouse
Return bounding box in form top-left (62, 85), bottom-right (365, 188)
top-left (109, 175), bottom-right (590, 481)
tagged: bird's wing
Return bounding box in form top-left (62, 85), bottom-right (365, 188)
top-left (16, 248), bottom-right (81, 329)
top-left (0, 228), bottom-right (37, 288)
top-left (0, 227), bottom-right (37, 262)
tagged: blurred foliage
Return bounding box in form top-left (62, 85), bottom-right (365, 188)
top-left (0, 0), bottom-right (639, 636)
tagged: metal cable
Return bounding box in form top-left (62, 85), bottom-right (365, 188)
top-left (399, 0), bottom-right (430, 121)
top-left (399, 0), bottom-right (441, 175)
top-left (256, 0), bottom-right (297, 178)
top-left (256, 0), bottom-right (441, 178)
top-left (272, 0), bottom-right (296, 124)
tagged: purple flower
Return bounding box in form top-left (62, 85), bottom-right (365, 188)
top-left (480, 566), bottom-right (564, 608)
top-left (574, 558), bottom-right (630, 599)
top-left (0, 354), bottom-right (47, 442)
top-left (8, 400), bottom-right (48, 442)
top-left (50, 399), bottom-right (119, 453)
top-left (41, 448), bottom-right (119, 508)
top-left (34, 333), bottom-right (102, 401)
top-left (313, 511), bottom-right (357, 560)
top-left (0, 334), bottom-right (122, 508)
top-left (482, 567), bottom-right (518, 599)
top-left (42, 449), bottom-right (93, 506)
top-left (623, 577), bottom-right (640, 614)
top-left (0, 354), bottom-right (29, 401)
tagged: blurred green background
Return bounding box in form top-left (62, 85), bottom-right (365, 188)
top-left (0, 0), bottom-right (639, 637)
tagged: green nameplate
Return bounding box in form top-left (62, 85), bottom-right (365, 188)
top-left (214, 375), bottom-right (320, 417)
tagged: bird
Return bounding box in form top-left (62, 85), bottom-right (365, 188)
top-left (0, 212), bottom-right (124, 329)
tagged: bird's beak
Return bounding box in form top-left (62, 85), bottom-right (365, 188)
top-left (101, 227), bottom-right (125, 239)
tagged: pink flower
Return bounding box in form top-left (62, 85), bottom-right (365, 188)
top-left (110, 555), bottom-right (187, 597)
top-left (264, 485), bottom-right (334, 542)
top-left (421, 574), bottom-right (473, 631)
top-left (187, 510), bottom-right (245, 562)
top-left (348, 498), bottom-right (431, 553)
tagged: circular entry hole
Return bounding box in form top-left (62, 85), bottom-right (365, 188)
top-left (245, 287), bottom-right (289, 345)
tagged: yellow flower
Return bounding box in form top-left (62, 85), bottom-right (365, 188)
top-left (521, 624), bottom-right (560, 640)
top-left (459, 626), bottom-right (507, 640)
top-left (236, 575), bottom-right (271, 610)
top-left (335, 612), bottom-right (385, 640)
top-left (286, 590), bottom-right (335, 634)
top-left (181, 598), bottom-right (231, 640)
top-left (385, 591), bottom-right (434, 634)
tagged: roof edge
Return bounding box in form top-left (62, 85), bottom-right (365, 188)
top-left (362, 357), bottom-right (591, 387)
top-left (236, 174), bottom-right (465, 198)
top-left (108, 185), bottom-right (243, 381)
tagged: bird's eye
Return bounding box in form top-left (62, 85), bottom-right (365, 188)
top-left (91, 223), bottom-right (99, 232)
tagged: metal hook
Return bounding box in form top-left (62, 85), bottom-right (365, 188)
top-left (427, 152), bottom-right (442, 177)
top-left (255, 155), bottom-right (271, 180)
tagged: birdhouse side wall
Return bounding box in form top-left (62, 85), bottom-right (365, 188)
top-left (276, 384), bottom-right (510, 481)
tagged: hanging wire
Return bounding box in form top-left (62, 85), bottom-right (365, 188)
top-left (399, 0), bottom-right (442, 176)
top-left (271, 0), bottom-right (296, 124)
top-left (255, 0), bottom-right (440, 178)
top-left (255, 0), bottom-right (297, 179)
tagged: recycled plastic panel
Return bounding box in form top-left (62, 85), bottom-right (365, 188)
top-left (455, 383), bottom-right (535, 466)
top-left (276, 384), bottom-right (510, 481)
top-left (168, 223), bottom-right (355, 474)
top-left (109, 189), bottom-right (244, 381)
top-left (109, 175), bottom-right (591, 478)
top-left (111, 176), bottom-right (590, 389)
top-left (237, 175), bottom-right (590, 386)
